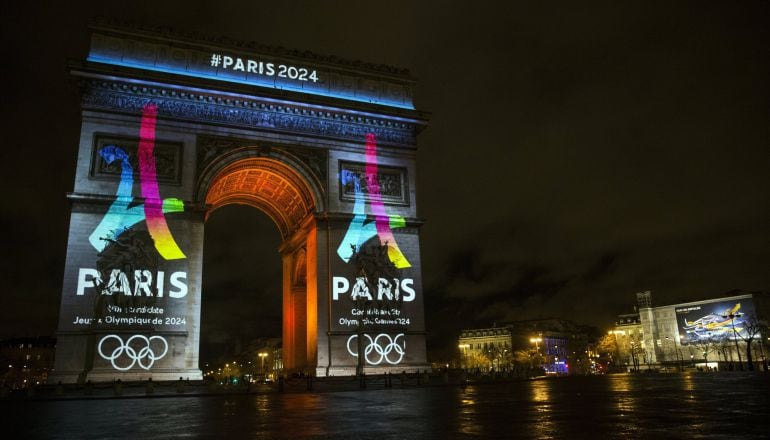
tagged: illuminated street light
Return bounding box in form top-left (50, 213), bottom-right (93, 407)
top-left (458, 344), bottom-right (470, 369)
top-left (502, 348), bottom-right (509, 370)
top-left (609, 330), bottom-right (623, 372)
top-left (258, 352), bottom-right (268, 376)
top-left (529, 337), bottom-right (543, 371)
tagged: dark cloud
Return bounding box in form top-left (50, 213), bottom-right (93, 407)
top-left (1, 1), bottom-right (768, 365)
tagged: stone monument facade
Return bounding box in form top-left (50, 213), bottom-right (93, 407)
top-left (51, 20), bottom-right (430, 383)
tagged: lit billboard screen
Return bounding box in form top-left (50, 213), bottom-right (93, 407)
top-left (676, 298), bottom-right (755, 345)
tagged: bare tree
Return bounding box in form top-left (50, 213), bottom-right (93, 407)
top-left (691, 336), bottom-right (719, 366)
top-left (644, 350), bottom-right (655, 369)
top-left (628, 342), bottom-right (644, 372)
top-left (716, 338), bottom-right (734, 370)
top-left (736, 315), bottom-right (766, 371)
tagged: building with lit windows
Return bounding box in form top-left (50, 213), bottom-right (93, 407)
top-left (607, 313), bottom-right (646, 371)
top-left (203, 337), bottom-right (283, 383)
top-left (0, 337), bottom-right (56, 389)
top-left (457, 326), bottom-right (512, 371)
top-left (458, 319), bottom-right (591, 374)
top-left (613, 291), bottom-right (770, 371)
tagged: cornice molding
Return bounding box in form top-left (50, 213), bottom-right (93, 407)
top-left (77, 76), bottom-right (420, 148)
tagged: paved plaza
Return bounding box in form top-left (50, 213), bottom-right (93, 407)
top-left (4, 372), bottom-right (770, 439)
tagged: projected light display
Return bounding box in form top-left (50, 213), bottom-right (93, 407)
top-left (98, 334), bottom-right (169, 371)
top-left (66, 102), bottom-right (190, 358)
top-left (332, 133), bottom-right (422, 367)
top-left (346, 333), bottom-right (405, 365)
top-left (676, 299), bottom-right (756, 345)
top-left (337, 133), bottom-right (411, 269)
top-left (89, 104), bottom-right (186, 260)
top-left (54, 24), bottom-right (430, 382)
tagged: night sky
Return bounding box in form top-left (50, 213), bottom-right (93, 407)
top-left (2, 1), bottom-right (768, 361)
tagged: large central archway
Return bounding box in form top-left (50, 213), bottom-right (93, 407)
top-left (199, 149), bottom-right (322, 373)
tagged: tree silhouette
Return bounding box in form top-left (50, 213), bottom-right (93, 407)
top-left (736, 314), bottom-right (765, 371)
top-left (691, 336), bottom-right (719, 365)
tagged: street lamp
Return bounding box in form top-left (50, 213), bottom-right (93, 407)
top-left (502, 348), bottom-right (509, 371)
top-left (530, 337), bottom-right (542, 370)
top-left (609, 330), bottom-right (626, 372)
top-left (458, 344), bottom-right (470, 369)
top-left (258, 352), bottom-right (268, 378)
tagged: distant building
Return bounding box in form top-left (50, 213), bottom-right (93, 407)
top-left (607, 312), bottom-right (645, 371)
top-left (458, 326), bottom-right (512, 371)
top-left (204, 337), bottom-right (283, 383)
top-left (239, 337), bottom-right (283, 380)
top-left (0, 337), bottom-right (56, 389)
top-left (612, 291), bottom-right (770, 371)
top-left (458, 319), bottom-right (591, 374)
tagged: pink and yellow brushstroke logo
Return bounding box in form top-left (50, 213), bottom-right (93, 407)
top-left (337, 133), bottom-right (410, 268)
top-left (89, 104), bottom-right (186, 260)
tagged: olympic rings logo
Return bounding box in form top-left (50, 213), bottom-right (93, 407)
top-left (97, 334), bottom-right (168, 371)
top-left (347, 333), bottom-right (405, 365)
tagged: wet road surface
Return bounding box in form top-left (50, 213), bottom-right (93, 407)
top-left (5, 373), bottom-right (770, 439)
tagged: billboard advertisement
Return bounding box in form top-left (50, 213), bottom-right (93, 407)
top-left (676, 298), bottom-right (756, 345)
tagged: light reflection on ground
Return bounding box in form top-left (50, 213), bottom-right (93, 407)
top-left (6, 373), bottom-right (770, 439)
top-left (529, 380), bottom-right (555, 439)
top-left (609, 374), bottom-right (636, 417)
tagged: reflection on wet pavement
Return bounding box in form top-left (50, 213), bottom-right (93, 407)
top-left (7, 373), bottom-right (770, 439)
